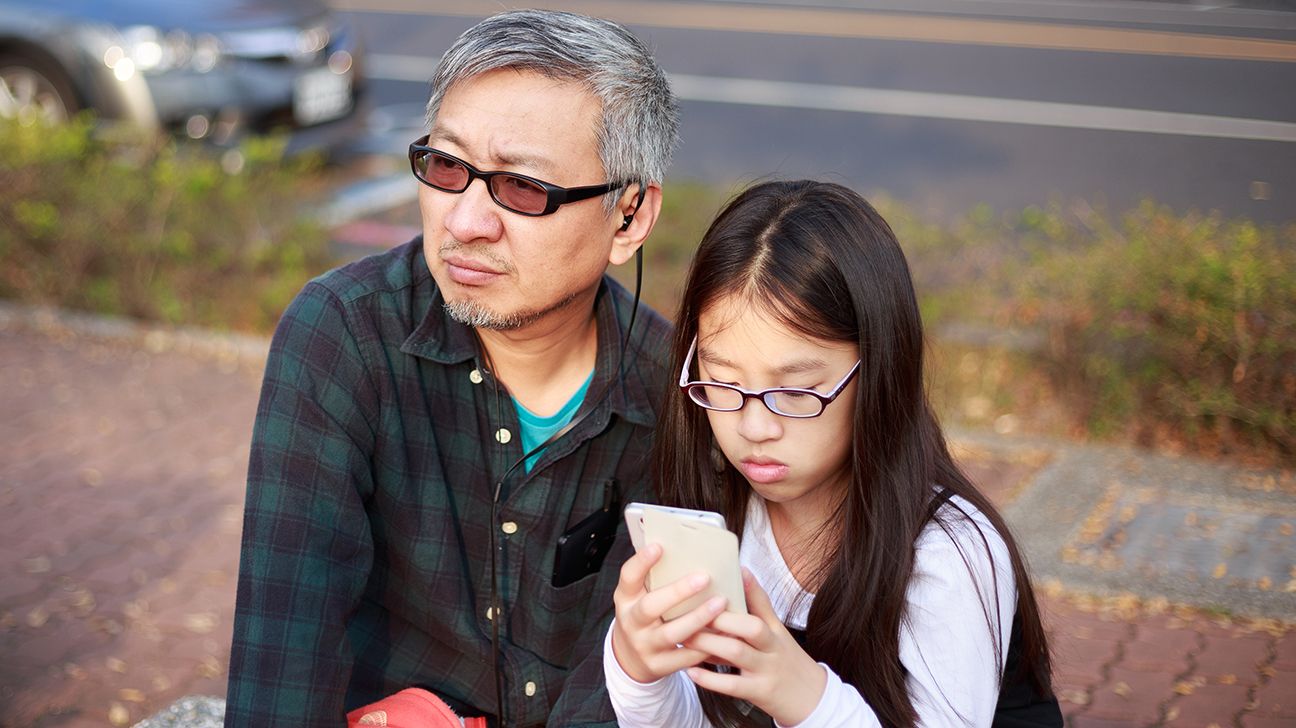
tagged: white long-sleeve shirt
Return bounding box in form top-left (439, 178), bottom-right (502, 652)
top-left (604, 494), bottom-right (1016, 727)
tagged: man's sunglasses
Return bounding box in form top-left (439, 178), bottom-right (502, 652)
top-left (408, 135), bottom-right (625, 217)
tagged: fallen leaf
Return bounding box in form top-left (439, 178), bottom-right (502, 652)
top-left (106, 657), bottom-right (126, 673)
top-left (1258, 577), bottom-right (1273, 591)
top-left (108, 702), bottom-right (130, 726)
top-left (1280, 523), bottom-right (1294, 537)
top-left (26, 607), bottom-right (49, 628)
top-left (118, 688), bottom-right (145, 703)
top-left (1218, 674), bottom-right (1237, 685)
top-left (122, 600), bottom-right (147, 620)
top-left (197, 655), bottom-right (222, 678)
top-left (184, 612), bottom-right (218, 634)
top-left (22, 556), bottom-right (51, 574)
top-left (1059, 689), bottom-right (1089, 705)
top-left (1173, 681), bottom-right (1196, 695)
top-left (1212, 563), bottom-right (1228, 579)
top-left (1113, 681), bottom-right (1131, 697)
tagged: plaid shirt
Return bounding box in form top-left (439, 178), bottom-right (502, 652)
top-left (225, 238), bottom-right (672, 727)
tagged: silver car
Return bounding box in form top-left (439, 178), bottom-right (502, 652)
top-left (0, 0), bottom-right (367, 152)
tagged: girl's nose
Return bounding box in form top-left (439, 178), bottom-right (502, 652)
top-left (735, 398), bottom-right (783, 444)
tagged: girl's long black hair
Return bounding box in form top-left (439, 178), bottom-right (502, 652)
top-left (653, 181), bottom-right (1053, 727)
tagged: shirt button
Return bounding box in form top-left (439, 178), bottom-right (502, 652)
top-left (524, 681), bottom-right (537, 697)
top-left (501, 521), bottom-right (518, 535)
top-left (495, 428), bottom-right (512, 444)
top-left (485, 606), bottom-right (494, 620)
top-left (469, 369), bottom-right (483, 384)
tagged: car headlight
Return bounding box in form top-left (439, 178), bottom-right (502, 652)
top-left (104, 26), bottom-right (223, 78)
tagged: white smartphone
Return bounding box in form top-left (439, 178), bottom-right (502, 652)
top-left (624, 501), bottom-right (726, 553)
top-left (624, 502), bottom-right (747, 620)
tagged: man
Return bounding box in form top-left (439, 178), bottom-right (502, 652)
top-left (224, 10), bottom-right (679, 726)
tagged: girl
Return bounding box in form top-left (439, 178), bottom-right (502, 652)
top-left (604, 181), bottom-right (1061, 727)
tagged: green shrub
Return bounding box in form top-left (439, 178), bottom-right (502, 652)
top-left (0, 116), bottom-right (336, 332)
top-left (1015, 203), bottom-right (1296, 460)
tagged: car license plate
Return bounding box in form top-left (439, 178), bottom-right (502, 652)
top-left (293, 67), bottom-right (352, 126)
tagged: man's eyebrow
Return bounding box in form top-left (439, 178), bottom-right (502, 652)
top-left (426, 126), bottom-right (557, 176)
top-left (699, 348), bottom-right (829, 376)
top-left (427, 126), bottom-right (467, 150)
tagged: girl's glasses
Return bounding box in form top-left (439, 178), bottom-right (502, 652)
top-left (408, 135), bottom-right (625, 217)
top-left (678, 336), bottom-right (860, 418)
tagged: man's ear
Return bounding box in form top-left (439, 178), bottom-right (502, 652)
top-left (609, 183), bottom-right (662, 266)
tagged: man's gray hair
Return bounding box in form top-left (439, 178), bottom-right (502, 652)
top-left (425, 10), bottom-right (679, 209)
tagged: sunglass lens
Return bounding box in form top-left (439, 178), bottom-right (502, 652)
top-left (491, 175), bottom-right (549, 215)
top-left (418, 152), bottom-right (470, 191)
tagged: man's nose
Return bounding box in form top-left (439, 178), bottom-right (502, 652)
top-left (736, 397), bottom-right (783, 444)
top-left (442, 179), bottom-right (504, 243)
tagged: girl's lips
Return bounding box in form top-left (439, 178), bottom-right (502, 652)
top-left (740, 459), bottom-right (789, 484)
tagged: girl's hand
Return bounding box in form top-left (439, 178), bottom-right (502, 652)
top-left (610, 543), bottom-right (730, 684)
top-left (682, 568), bottom-right (828, 726)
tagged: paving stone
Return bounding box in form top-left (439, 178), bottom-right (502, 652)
top-left (1272, 633), bottom-right (1296, 672)
top-left (1052, 679), bottom-right (1093, 710)
top-left (0, 327), bottom-right (256, 725)
top-left (1162, 682), bottom-right (1252, 727)
top-left (1194, 632), bottom-right (1274, 681)
top-left (1067, 715), bottom-right (1145, 728)
top-left (1085, 665), bottom-right (1179, 723)
top-left (1250, 668), bottom-right (1296, 719)
top-left (1124, 621), bottom-right (1199, 673)
top-left (1047, 603), bottom-right (1131, 642)
top-left (1241, 716), bottom-right (1296, 728)
top-left (1051, 628), bottom-right (1124, 686)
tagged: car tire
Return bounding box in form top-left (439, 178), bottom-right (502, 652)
top-left (0, 51), bottom-right (80, 124)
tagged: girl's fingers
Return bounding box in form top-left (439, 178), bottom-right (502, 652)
top-left (635, 571), bottom-right (711, 623)
top-left (652, 646), bottom-right (713, 675)
top-left (615, 544), bottom-right (662, 598)
top-left (685, 665), bottom-right (749, 700)
top-left (707, 612), bottom-right (772, 649)
top-left (659, 596), bottom-right (727, 646)
top-left (683, 630), bottom-right (755, 670)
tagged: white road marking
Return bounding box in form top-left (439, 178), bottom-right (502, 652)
top-left (368, 54), bottom-right (1296, 143)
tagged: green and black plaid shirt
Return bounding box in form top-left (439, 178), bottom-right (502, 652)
top-left (225, 238), bottom-right (672, 727)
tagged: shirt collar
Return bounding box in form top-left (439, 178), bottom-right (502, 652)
top-left (399, 256), bottom-right (656, 429)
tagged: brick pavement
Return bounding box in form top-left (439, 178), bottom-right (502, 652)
top-left (1, 318), bottom-right (258, 727)
top-left (1, 311), bottom-right (1292, 727)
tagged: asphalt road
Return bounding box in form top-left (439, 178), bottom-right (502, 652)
top-left (334, 0), bottom-right (1296, 224)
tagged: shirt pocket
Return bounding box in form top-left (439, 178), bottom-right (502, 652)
top-left (516, 562), bottom-right (604, 665)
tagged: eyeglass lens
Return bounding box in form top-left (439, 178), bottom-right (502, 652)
top-left (687, 384), bottom-right (823, 417)
top-left (413, 151), bottom-right (550, 215)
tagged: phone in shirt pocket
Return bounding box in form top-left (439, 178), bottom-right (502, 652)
top-left (551, 479), bottom-right (620, 588)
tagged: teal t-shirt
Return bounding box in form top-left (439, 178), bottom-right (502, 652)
top-left (512, 369), bottom-right (595, 472)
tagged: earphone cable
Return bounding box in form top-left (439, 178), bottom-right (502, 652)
top-left (483, 247), bottom-right (643, 726)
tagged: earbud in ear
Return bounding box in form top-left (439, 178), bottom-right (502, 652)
top-left (619, 184), bottom-right (647, 232)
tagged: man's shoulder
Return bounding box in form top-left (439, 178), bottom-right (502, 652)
top-left (305, 237), bottom-right (428, 308)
